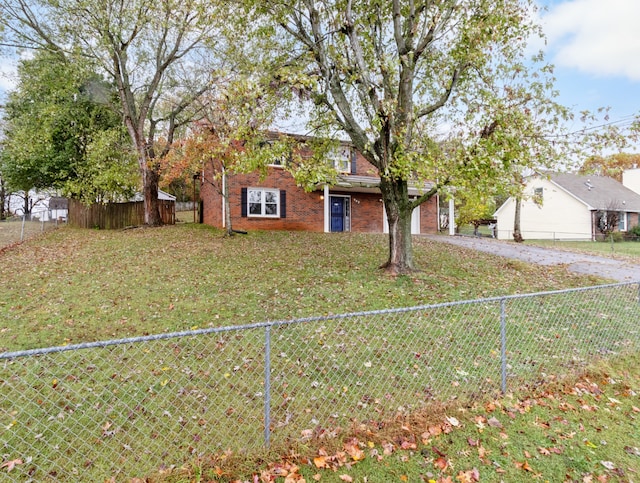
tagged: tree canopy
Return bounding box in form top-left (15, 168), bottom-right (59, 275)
top-left (0, 0), bottom-right (230, 224)
top-left (579, 152), bottom-right (640, 182)
top-left (251, 0), bottom-right (579, 273)
top-left (0, 50), bottom-right (138, 202)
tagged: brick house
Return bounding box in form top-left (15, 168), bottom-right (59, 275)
top-left (200, 135), bottom-right (439, 234)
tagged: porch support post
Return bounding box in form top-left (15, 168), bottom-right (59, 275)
top-left (449, 197), bottom-right (455, 236)
top-left (323, 185), bottom-right (330, 233)
top-left (221, 172), bottom-right (226, 228)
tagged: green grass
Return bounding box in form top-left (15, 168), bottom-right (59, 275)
top-left (526, 238), bottom-right (640, 258)
top-left (249, 352), bottom-right (640, 483)
top-left (0, 224), bottom-right (605, 353)
top-left (0, 218), bottom-right (59, 249)
top-left (1, 225), bottom-right (636, 481)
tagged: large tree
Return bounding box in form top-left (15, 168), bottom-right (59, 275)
top-left (579, 152), bottom-right (640, 182)
top-left (0, 0), bottom-right (225, 225)
top-left (253, 0), bottom-right (572, 274)
top-left (0, 50), bottom-right (137, 203)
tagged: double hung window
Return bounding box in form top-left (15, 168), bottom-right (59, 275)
top-left (248, 188), bottom-right (279, 217)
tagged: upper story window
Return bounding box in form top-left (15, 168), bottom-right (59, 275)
top-left (263, 140), bottom-right (288, 167)
top-left (328, 145), bottom-right (353, 173)
top-left (248, 188), bottom-right (279, 217)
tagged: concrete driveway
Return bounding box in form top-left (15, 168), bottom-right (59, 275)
top-left (423, 235), bottom-right (640, 283)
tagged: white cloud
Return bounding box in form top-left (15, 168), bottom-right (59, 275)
top-left (541, 0), bottom-right (640, 80)
top-left (0, 57), bottom-right (18, 95)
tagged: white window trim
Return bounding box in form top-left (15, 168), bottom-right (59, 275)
top-left (619, 211), bottom-right (628, 232)
top-left (264, 140), bottom-right (287, 168)
top-left (248, 187), bottom-right (280, 218)
top-left (329, 146), bottom-right (352, 173)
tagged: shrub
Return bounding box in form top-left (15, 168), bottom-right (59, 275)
top-left (610, 232), bottom-right (625, 243)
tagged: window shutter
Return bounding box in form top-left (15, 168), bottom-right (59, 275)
top-left (241, 188), bottom-right (247, 217)
top-left (280, 190), bottom-right (286, 218)
top-left (350, 149), bottom-right (357, 174)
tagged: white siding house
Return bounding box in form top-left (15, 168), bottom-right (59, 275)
top-left (494, 172), bottom-right (640, 240)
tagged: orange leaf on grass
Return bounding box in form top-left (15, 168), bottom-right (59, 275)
top-left (515, 460), bottom-right (533, 472)
top-left (434, 457), bottom-right (449, 471)
top-left (313, 456), bottom-right (329, 469)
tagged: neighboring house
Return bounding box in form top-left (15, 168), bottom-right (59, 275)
top-left (6, 190), bottom-right (67, 222)
top-left (200, 135), bottom-right (439, 234)
top-left (494, 172), bottom-right (640, 240)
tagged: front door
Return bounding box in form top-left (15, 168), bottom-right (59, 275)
top-left (330, 196), bottom-right (350, 232)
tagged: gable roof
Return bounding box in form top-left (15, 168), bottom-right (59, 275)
top-left (549, 172), bottom-right (640, 212)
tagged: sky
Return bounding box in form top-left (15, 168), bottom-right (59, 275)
top-left (0, 0), bottom-right (639, 131)
top-left (535, 0), bottom-right (640, 132)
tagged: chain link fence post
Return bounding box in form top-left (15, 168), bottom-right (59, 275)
top-left (264, 324), bottom-right (272, 448)
top-left (500, 297), bottom-right (507, 394)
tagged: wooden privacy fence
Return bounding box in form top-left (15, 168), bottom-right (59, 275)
top-left (68, 199), bottom-right (175, 229)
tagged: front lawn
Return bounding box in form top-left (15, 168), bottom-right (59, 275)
top-left (0, 225), bottom-right (604, 352)
top-left (526, 239), bottom-right (640, 258)
top-left (1, 225), bottom-right (636, 482)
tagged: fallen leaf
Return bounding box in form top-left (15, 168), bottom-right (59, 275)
top-left (338, 475), bottom-right (353, 482)
top-left (344, 440), bottom-right (365, 461)
top-left (446, 416), bottom-right (460, 427)
top-left (624, 446), bottom-right (640, 456)
top-left (434, 457), bottom-right (448, 471)
top-left (600, 461), bottom-right (615, 470)
top-left (456, 468), bottom-right (480, 483)
top-left (0, 459), bottom-right (23, 472)
top-left (313, 456), bottom-right (329, 469)
top-left (515, 460), bottom-right (533, 472)
top-left (400, 439), bottom-right (417, 450)
top-left (487, 417), bottom-right (502, 428)
top-left (538, 447), bottom-right (551, 456)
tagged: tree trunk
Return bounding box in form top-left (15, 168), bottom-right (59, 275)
top-left (0, 178), bottom-right (6, 220)
top-left (141, 162), bottom-right (162, 226)
top-left (380, 177), bottom-right (414, 275)
top-left (223, 170), bottom-right (234, 236)
top-left (513, 196), bottom-right (524, 242)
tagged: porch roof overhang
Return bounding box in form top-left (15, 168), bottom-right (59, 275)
top-left (316, 174), bottom-right (435, 196)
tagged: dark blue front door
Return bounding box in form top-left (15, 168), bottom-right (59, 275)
top-left (330, 197), bottom-right (345, 232)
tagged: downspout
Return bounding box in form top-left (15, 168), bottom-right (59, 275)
top-left (323, 185), bottom-right (330, 232)
top-left (222, 171), bottom-right (226, 229)
top-left (448, 197), bottom-right (455, 236)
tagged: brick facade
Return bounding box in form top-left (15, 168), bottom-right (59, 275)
top-left (200, 145), bottom-right (439, 234)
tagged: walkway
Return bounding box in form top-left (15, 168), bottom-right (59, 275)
top-left (423, 235), bottom-right (640, 283)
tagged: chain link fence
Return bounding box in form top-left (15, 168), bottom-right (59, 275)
top-left (1, 282), bottom-right (639, 481)
top-left (0, 215), bottom-right (64, 250)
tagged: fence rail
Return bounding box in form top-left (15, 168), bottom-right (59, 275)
top-left (0, 216), bottom-right (63, 250)
top-left (1, 282), bottom-right (639, 481)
